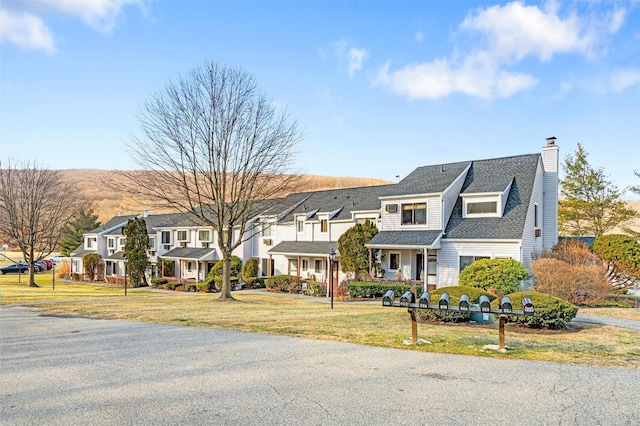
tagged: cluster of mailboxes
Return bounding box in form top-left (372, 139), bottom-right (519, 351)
top-left (383, 290), bottom-right (534, 316)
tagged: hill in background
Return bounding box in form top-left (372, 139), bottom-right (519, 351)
top-left (59, 169), bottom-right (393, 223)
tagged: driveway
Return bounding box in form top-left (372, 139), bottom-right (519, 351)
top-left (1, 306), bottom-right (638, 425)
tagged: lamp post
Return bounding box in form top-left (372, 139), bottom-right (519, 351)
top-left (329, 250), bottom-right (336, 310)
top-left (123, 255), bottom-right (128, 297)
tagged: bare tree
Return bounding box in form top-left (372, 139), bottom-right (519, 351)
top-left (0, 160), bottom-right (84, 287)
top-left (121, 61), bottom-right (302, 300)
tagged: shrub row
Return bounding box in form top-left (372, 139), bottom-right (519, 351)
top-left (496, 291), bottom-right (578, 329)
top-left (348, 282), bottom-right (424, 299)
top-left (417, 286), bottom-right (497, 323)
top-left (265, 275), bottom-right (302, 293)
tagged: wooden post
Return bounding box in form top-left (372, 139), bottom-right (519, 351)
top-left (499, 316), bottom-right (506, 350)
top-left (409, 308), bottom-right (418, 344)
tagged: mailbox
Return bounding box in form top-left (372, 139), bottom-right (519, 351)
top-left (522, 297), bottom-right (535, 316)
top-left (438, 293), bottom-right (450, 310)
top-left (500, 296), bottom-right (513, 314)
top-left (399, 291), bottom-right (414, 307)
top-left (382, 290), bottom-right (395, 307)
top-left (458, 294), bottom-right (470, 311)
top-left (479, 295), bottom-right (491, 312)
top-left (418, 291), bottom-right (431, 308)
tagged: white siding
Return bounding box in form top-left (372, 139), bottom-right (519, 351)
top-left (437, 240), bottom-right (521, 288)
top-left (542, 144), bottom-right (559, 250)
top-left (520, 160), bottom-right (545, 272)
top-left (381, 196), bottom-right (441, 231)
top-left (441, 164), bottom-right (469, 229)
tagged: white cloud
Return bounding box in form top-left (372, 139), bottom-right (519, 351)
top-left (0, 0), bottom-right (148, 52)
top-left (347, 47), bottom-right (368, 78)
top-left (334, 38), bottom-right (368, 78)
top-left (0, 10), bottom-right (55, 53)
top-left (415, 30), bottom-right (424, 43)
top-left (376, 1), bottom-right (624, 100)
top-left (608, 68), bottom-right (640, 92)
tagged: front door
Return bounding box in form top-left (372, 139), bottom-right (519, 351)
top-left (416, 253), bottom-right (423, 281)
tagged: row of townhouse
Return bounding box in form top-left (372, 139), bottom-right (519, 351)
top-left (71, 139), bottom-right (559, 290)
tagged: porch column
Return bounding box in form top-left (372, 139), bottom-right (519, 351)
top-left (423, 247), bottom-right (428, 291)
top-left (368, 249), bottom-right (372, 277)
top-left (297, 255), bottom-right (301, 278)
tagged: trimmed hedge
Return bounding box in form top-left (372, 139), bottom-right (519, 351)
top-left (459, 258), bottom-right (529, 294)
top-left (495, 291), bottom-right (578, 329)
top-left (417, 286), bottom-right (497, 323)
top-left (304, 281), bottom-right (326, 297)
top-left (265, 275), bottom-right (302, 293)
top-left (348, 282), bottom-right (424, 299)
top-left (151, 278), bottom-right (168, 286)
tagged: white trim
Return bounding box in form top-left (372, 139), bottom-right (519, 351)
top-left (379, 192), bottom-right (439, 201)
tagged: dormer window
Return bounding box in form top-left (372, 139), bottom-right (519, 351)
top-left (462, 195), bottom-right (502, 218)
top-left (466, 201), bottom-right (497, 215)
top-left (296, 219), bottom-right (305, 233)
top-left (401, 203), bottom-right (426, 225)
top-left (320, 219), bottom-right (328, 233)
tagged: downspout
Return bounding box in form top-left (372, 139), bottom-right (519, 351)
top-left (423, 247), bottom-right (427, 291)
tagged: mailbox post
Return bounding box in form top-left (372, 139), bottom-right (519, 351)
top-left (329, 250), bottom-right (336, 310)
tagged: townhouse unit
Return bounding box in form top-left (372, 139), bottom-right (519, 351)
top-left (70, 139), bottom-right (559, 290)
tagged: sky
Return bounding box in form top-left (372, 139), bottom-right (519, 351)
top-left (1, 0), bottom-right (639, 199)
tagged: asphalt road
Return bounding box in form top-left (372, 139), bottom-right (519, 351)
top-left (1, 306), bottom-right (638, 426)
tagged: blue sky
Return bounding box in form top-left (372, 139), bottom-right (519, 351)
top-left (1, 1), bottom-right (639, 198)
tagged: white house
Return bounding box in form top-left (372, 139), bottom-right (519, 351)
top-left (71, 139), bottom-right (558, 291)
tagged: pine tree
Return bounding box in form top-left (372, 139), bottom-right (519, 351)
top-left (559, 144), bottom-right (637, 237)
top-left (123, 217), bottom-right (150, 287)
top-left (58, 209), bottom-right (101, 256)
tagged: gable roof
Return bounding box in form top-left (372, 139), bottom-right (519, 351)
top-left (379, 161), bottom-right (471, 197)
top-left (276, 184), bottom-right (395, 223)
top-left (444, 154), bottom-right (541, 239)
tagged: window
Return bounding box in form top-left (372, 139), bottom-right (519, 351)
top-left (314, 259), bottom-right (322, 273)
top-left (466, 201), bottom-right (497, 215)
top-left (198, 230), bottom-right (210, 242)
top-left (401, 203), bottom-right (426, 225)
top-left (262, 224), bottom-right (272, 237)
top-left (107, 238), bottom-right (115, 248)
top-left (302, 259), bottom-right (309, 271)
top-left (177, 230), bottom-right (188, 241)
top-left (297, 219), bottom-right (305, 233)
top-left (148, 237), bottom-right (155, 250)
top-left (320, 219), bottom-right (328, 233)
top-left (119, 238), bottom-right (126, 247)
top-left (161, 231), bottom-right (171, 244)
top-left (186, 261), bottom-right (192, 272)
top-left (86, 237), bottom-right (96, 248)
top-left (534, 204), bottom-right (539, 228)
top-left (389, 253), bottom-right (400, 270)
top-left (459, 255), bottom-right (490, 272)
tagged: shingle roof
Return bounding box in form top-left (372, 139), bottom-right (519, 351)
top-left (268, 241), bottom-right (338, 256)
top-left (379, 161), bottom-right (471, 197)
top-left (367, 231), bottom-right (442, 248)
top-left (69, 248), bottom-right (96, 258)
top-left (444, 154), bottom-right (540, 239)
top-left (161, 247), bottom-right (218, 261)
top-left (105, 251), bottom-right (126, 260)
top-left (276, 184), bottom-right (395, 223)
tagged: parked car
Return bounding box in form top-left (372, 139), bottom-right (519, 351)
top-left (35, 261), bottom-right (48, 271)
top-left (49, 255), bottom-right (66, 266)
top-left (42, 260), bottom-right (53, 269)
top-left (0, 263), bottom-right (29, 274)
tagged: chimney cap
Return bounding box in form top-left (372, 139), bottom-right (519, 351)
top-left (546, 136), bottom-right (557, 145)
